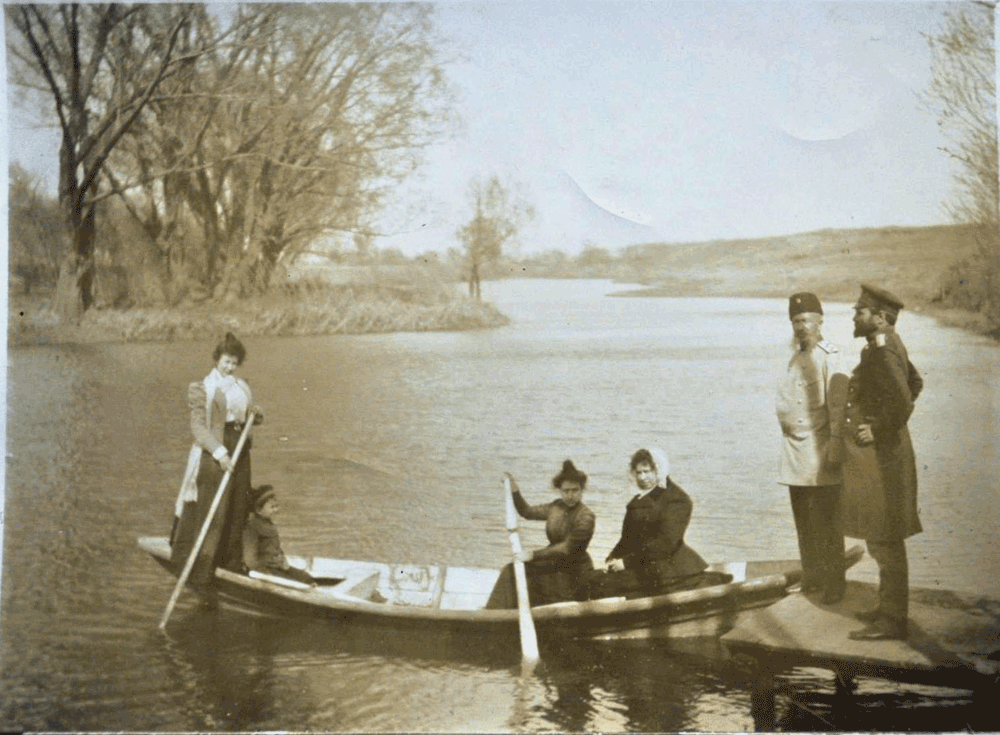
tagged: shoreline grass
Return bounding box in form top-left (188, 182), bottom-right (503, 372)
top-left (9, 277), bottom-right (994, 348)
top-left (8, 285), bottom-right (510, 348)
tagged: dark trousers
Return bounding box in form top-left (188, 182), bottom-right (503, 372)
top-left (866, 538), bottom-right (909, 622)
top-left (789, 485), bottom-right (846, 594)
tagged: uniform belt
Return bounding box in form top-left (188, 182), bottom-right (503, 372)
top-left (225, 420), bottom-right (246, 431)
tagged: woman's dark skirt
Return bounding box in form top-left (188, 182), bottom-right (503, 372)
top-left (485, 555), bottom-right (594, 609)
top-left (170, 424), bottom-right (252, 588)
top-left (580, 568), bottom-right (733, 600)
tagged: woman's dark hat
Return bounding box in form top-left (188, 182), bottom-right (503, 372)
top-left (252, 485), bottom-right (276, 511)
top-left (788, 292), bottom-right (823, 318)
top-left (855, 283), bottom-right (904, 316)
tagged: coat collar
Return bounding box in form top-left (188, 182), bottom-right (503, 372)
top-left (206, 367), bottom-right (236, 391)
top-left (631, 484), bottom-right (667, 505)
top-left (248, 512), bottom-right (279, 536)
top-left (865, 324), bottom-right (895, 349)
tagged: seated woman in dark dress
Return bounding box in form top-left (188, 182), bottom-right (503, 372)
top-left (486, 460), bottom-right (596, 609)
top-left (584, 447), bottom-right (713, 600)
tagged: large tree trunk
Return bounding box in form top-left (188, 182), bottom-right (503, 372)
top-left (53, 257), bottom-right (84, 323)
top-left (468, 261), bottom-right (481, 300)
top-left (213, 255), bottom-right (258, 303)
top-left (52, 204), bottom-right (97, 323)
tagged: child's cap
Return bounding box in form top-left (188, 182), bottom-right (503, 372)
top-left (252, 484), bottom-right (276, 511)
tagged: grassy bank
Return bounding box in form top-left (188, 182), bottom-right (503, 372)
top-left (9, 281), bottom-right (509, 347)
top-left (596, 225), bottom-right (972, 303)
top-left (510, 223), bottom-right (996, 338)
top-left (10, 223), bottom-right (995, 346)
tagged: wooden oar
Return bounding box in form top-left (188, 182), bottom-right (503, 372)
top-left (158, 414), bottom-right (256, 631)
top-left (503, 476), bottom-right (540, 669)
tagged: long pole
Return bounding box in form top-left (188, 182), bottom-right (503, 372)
top-left (158, 415), bottom-right (255, 631)
top-left (503, 476), bottom-right (540, 669)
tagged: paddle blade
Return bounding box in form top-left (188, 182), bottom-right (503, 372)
top-left (503, 475), bottom-right (540, 671)
top-left (512, 556), bottom-right (540, 665)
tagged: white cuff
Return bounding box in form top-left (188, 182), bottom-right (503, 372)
top-left (212, 446), bottom-right (228, 461)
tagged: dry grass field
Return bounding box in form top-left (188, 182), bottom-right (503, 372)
top-left (610, 224), bottom-right (974, 307)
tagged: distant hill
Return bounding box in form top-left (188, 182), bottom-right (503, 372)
top-left (506, 223), bottom-right (977, 308)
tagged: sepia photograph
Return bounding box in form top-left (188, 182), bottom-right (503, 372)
top-left (3, 1), bottom-right (999, 731)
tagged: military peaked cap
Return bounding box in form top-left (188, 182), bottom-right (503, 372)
top-left (856, 283), bottom-right (904, 315)
top-left (788, 292), bottom-right (823, 318)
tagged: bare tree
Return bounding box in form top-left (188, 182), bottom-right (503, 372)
top-left (5, 4), bottom-right (206, 321)
top-left (456, 175), bottom-right (534, 299)
top-left (102, 6), bottom-right (279, 303)
top-left (8, 163), bottom-right (62, 293)
top-left (924, 4), bottom-right (999, 332)
top-left (110, 3), bottom-right (452, 302)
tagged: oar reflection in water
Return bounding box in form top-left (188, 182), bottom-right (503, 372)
top-left (157, 610), bottom-right (286, 731)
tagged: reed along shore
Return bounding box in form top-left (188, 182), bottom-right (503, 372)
top-left (9, 283), bottom-right (509, 347)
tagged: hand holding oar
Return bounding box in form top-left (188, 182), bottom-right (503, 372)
top-left (503, 475), bottom-right (540, 670)
top-left (159, 413), bottom-right (256, 631)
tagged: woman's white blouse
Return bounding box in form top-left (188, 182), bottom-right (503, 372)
top-left (221, 377), bottom-right (250, 422)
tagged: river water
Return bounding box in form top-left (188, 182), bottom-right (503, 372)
top-left (2, 279), bottom-right (998, 731)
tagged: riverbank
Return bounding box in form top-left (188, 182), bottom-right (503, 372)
top-left (607, 283), bottom-right (995, 338)
top-left (510, 223), bottom-right (996, 339)
top-left (8, 283), bottom-right (509, 347)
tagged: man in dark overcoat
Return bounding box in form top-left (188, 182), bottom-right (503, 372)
top-left (840, 284), bottom-right (923, 641)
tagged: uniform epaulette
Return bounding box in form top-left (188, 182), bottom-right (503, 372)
top-left (817, 340), bottom-right (838, 354)
top-left (874, 333), bottom-right (887, 348)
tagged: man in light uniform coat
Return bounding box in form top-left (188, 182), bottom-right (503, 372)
top-left (841, 284), bottom-right (923, 641)
top-left (776, 292), bottom-right (848, 605)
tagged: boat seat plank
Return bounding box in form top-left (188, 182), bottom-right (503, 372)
top-left (430, 566), bottom-right (447, 609)
top-left (442, 566), bottom-right (499, 593)
top-left (344, 571), bottom-right (381, 600)
top-left (437, 566), bottom-right (498, 611)
top-left (719, 562), bottom-right (747, 582)
top-left (248, 569), bottom-right (312, 591)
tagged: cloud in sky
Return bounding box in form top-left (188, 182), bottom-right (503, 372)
top-left (7, 2), bottom-right (963, 257)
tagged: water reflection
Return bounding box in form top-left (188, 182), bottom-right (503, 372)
top-left (513, 640), bottom-right (729, 732)
top-left (159, 611), bottom-right (282, 730)
top-left (4, 280), bottom-right (998, 732)
top-left (157, 607), bottom-right (742, 733)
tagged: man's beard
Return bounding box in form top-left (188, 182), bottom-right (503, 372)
top-left (854, 322), bottom-right (874, 338)
top-left (791, 333), bottom-right (820, 351)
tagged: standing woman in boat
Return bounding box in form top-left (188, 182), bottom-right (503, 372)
top-left (170, 332), bottom-right (263, 604)
top-left (585, 447), bottom-right (709, 599)
top-left (486, 460), bottom-right (596, 609)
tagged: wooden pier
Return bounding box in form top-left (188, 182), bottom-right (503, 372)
top-left (720, 580), bottom-right (1000, 730)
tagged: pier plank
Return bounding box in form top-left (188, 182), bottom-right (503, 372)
top-left (721, 581), bottom-right (1000, 691)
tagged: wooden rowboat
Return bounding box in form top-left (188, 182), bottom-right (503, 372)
top-left (138, 536), bottom-right (863, 642)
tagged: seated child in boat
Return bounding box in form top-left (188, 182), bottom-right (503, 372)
top-left (242, 485), bottom-right (317, 587)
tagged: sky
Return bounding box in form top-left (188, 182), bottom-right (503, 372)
top-left (5, 1), bottom-right (973, 256)
top-left (379, 0), bottom-right (966, 256)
